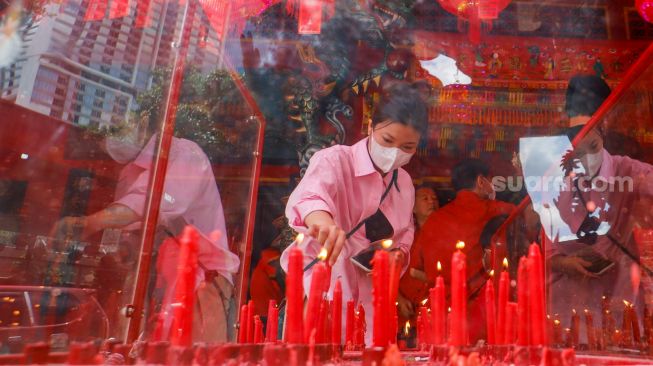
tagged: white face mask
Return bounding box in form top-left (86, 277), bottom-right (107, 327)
top-left (368, 133), bottom-right (414, 173)
top-left (105, 136), bottom-right (142, 164)
top-left (582, 151), bottom-right (603, 177)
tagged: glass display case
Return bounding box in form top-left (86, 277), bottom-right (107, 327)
top-left (0, 0), bottom-right (653, 364)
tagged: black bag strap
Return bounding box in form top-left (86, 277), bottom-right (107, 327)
top-left (345, 169), bottom-right (399, 239)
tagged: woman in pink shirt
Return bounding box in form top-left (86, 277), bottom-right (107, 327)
top-left (280, 83), bottom-right (428, 344)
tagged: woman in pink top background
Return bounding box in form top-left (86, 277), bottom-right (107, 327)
top-left (280, 83), bottom-right (429, 344)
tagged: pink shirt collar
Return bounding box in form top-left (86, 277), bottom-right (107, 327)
top-left (352, 137), bottom-right (377, 177)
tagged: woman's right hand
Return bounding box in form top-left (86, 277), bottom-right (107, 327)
top-left (397, 293), bottom-right (415, 319)
top-left (552, 255), bottom-right (599, 278)
top-left (305, 211), bottom-right (346, 266)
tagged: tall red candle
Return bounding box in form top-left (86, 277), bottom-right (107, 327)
top-left (484, 271), bottom-right (497, 344)
top-left (169, 226), bottom-right (199, 347)
top-left (418, 306), bottom-right (430, 345)
top-left (388, 244), bottom-right (401, 344)
top-left (570, 309), bottom-right (580, 347)
top-left (345, 300), bottom-right (355, 346)
top-left (517, 256), bottom-right (529, 345)
top-left (450, 241), bottom-right (467, 346)
top-left (585, 309), bottom-right (596, 350)
top-left (267, 301), bottom-right (278, 342)
top-left (528, 244), bottom-right (546, 345)
top-left (372, 249), bottom-right (390, 347)
top-left (497, 258), bottom-right (509, 345)
top-left (431, 262), bottom-right (446, 344)
top-left (247, 300), bottom-right (255, 343)
top-left (316, 299), bottom-right (328, 343)
top-left (417, 314), bottom-right (424, 347)
top-left (356, 304), bottom-right (366, 347)
top-left (238, 304), bottom-right (248, 343)
top-left (305, 262), bottom-right (328, 342)
top-left (332, 280), bottom-right (343, 345)
top-left (285, 247), bottom-right (304, 344)
top-left (631, 303), bottom-right (641, 344)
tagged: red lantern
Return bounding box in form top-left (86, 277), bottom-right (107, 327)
top-left (637, 0), bottom-right (653, 24)
top-left (436, 0), bottom-right (511, 43)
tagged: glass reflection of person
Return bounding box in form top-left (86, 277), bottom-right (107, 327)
top-left (280, 83), bottom-right (428, 345)
top-left (51, 120), bottom-right (239, 342)
top-left (549, 75), bottom-right (653, 338)
top-left (396, 186), bottom-right (438, 326)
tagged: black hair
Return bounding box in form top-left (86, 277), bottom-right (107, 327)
top-left (451, 158), bottom-right (490, 192)
top-left (565, 74), bottom-right (611, 118)
top-left (372, 82), bottom-right (429, 136)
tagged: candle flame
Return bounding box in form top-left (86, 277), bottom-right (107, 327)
top-left (584, 309), bottom-right (589, 315)
top-left (615, 330), bottom-right (621, 334)
top-left (456, 241), bottom-right (465, 250)
top-left (437, 261), bottom-right (442, 272)
top-left (421, 298), bottom-right (428, 306)
top-left (317, 247), bottom-right (328, 261)
top-left (489, 269), bottom-right (495, 277)
top-left (447, 307), bottom-right (451, 313)
top-left (502, 258), bottom-right (508, 269)
top-left (404, 321), bottom-right (411, 336)
top-left (554, 320), bottom-right (561, 326)
top-left (572, 309), bottom-right (577, 315)
top-left (602, 295), bottom-right (606, 300)
top-left (395, 302), bottom-right (399, 306)
top-left (296, 233), bottom-right (305, 244)
top-left (381, 239), bottom-right (393, 249)
top-left (623, 300), bottom-right (631, 306)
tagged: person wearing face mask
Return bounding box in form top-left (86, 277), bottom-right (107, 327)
top-left (415, 158), bottom-right (514, 343)
top-left (280, 83), bottom-right (428, 345)
top-left (50, 121), bottom-right (239, 342)
top-left (547, 75), bottom-right (653, 337)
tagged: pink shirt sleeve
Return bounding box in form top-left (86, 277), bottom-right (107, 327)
top-left (286, 149), bottom-right (339, 229)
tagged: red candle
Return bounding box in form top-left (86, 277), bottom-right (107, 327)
top-left (170, 226), bottom-right (199, 347)
top-left (570, 309), bottom-right (580, 347)
top-left (305, 262), bottom-right (328, 342)
top-left (621, 301), bottom-right (633, 347)
top-left (517, 256), bottom-right (529, 345)
top-left (528, 244), bottom-right (546, 345)
top-left (431, 261), bottom-right (446, 345)
top-left (266, 300), bottom-right (279, 342)
top-left (285, 246), bottom-right (304, 344)
top-left (345, 300), bottom-right (355, 346)
top-left (372, 249), bottom-right (390, 347)
top-left (417, 314), bottom-right (424, 347)
top-left (418, 306), bottom-right (430, 345)
top-left (316, 298), bottom-right (328, 343)
top-left (266, 300), bottom-right (278, 342)
top-left (356, 304), bottom-right (366, 347)
top-left (388, 243), bottom-right (401, 343)
top-left (496, 258), bottom-right (509, 345)
top-left (247, 300), bottom-right (255, 343)
top-left (450, 241), bottom-right (467, 346)
top-left (584, 309), bottom-right (596, 350)
top-left (631, 303), bottom-right (641, 344)
top-left (254, 315), bottom-right (263, 343)
top-left (238, 304), bottom-right (248, 343)
top-left (484, 270), bottom-right (497, 345)
top-left (553, 319), bottom-right (563, 346)
top-left (505, 302), bottom-right (517, 344)
top-left (332, 280), bottom-right (343, 345)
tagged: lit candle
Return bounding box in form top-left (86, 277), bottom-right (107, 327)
top-left (431, 261), bottom-right (446, 345)
top-left (419, 305), bottom-right (430, 345)
top-left (585, 309), bottom-right (596, 350)
top-left (497, 258), bottom-right (509, 345)
top-left (417, 314), bottom-right (424, 348)
top-left (570, 309), bottom-right (580, 347)
top-left (517, 256), bottom-right (529, 346)
top-left (170, 226), bottom-right (199, 347)
top-left (484, 270), bottom-right (497, 345)
top-left (266, 300), bottom-right (278, 343)
top-left (305, 261), bottom-right (328, 342)
top-left (553, 319), bottom-right (563, 346)
top-left (345, 300), bottom-right (355, 346)
top-left (450, 241), bottom-right (467, 346)
top-left (528, 244), bottom-right (545, 345)
top-left (630, 302), bottom-right (641, 345)
top-left (372, 249), bottom-right (390, 347)
top-left (332, 279), bottom-right (343, 345)
top-left (356, 304), bottom-right (366, 347)
top-left (285, 243), bottom-right (304, 344)
top-left (622, 300), bottom-right (633, 347)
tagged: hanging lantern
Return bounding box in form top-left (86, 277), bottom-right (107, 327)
top-left (436, 0), bottom-right (511, 43)
top-left (636, 0), bottom-right (653, 24)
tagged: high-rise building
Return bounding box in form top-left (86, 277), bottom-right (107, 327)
top-left (0, 0), bottom-right (221, 128)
